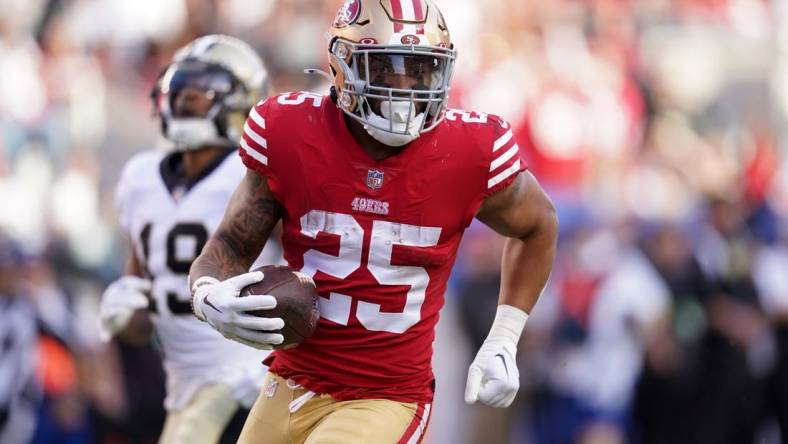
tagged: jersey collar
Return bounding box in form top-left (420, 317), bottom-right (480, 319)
top-left (159, 148), bottom-right (235, 198)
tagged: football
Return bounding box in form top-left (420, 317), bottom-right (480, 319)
top-left (241, 265), bottom-right (320, 349)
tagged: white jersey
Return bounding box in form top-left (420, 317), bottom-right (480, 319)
top-left (115, 148), bottom-right (278, 411)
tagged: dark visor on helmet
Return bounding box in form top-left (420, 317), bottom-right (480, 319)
top-left (356, 53), bottom-right (446, 91)
top-left (160, 62), bottom-right (237, 96)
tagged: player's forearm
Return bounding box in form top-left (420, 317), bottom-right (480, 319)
top-left (189, 169), bottom-right (283, 284)
top-left (189, 201), bottom-right (281, 282)
top-left (190, 236), bottom-right (254, 283)
top-left (498, 208), bottom-right (558, 313)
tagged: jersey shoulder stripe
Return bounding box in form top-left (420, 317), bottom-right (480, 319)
top-left (490, 144), bottom-right (519, 172)
top-left (493, 128), bottom-right (513, 152)
top-left (243, 120), bottom-right (267, 149)
top-left (240, 138), bottom-right (268, 165)
top-left (440, 110), bottom-right (526, 194)
top-left (488, 159), bottom-right (521, 189)
top-left (482, 117), bottom-right (524, 193)
top-left (239, 98), bottom-right (273, 173)
top-left (248, 106), bottom-right (266, 129)
top-left (238, 91), bottom-right (328, 175)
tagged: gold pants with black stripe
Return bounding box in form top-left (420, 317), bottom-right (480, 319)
top-left (238, 373), bottom-right (431, 444)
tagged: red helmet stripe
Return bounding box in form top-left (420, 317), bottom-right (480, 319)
top-left (391, 0), bottom-right (404, 32)
top-left (412, 0), bottom-right (424, 20)
top-left (412, 0), bottom-right (425, 34)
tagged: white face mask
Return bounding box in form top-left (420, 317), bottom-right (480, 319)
top-left (363, 101), bottom-right (425, 147)
top-left (166, 118), bottom-right (221, 151)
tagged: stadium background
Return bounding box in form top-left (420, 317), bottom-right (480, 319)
top-left (2, 0), bottom-right (788, 443)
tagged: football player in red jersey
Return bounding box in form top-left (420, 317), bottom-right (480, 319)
top-left (188, 1), bottom-right (558, 442)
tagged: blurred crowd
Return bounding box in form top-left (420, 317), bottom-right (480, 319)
top-left (1, 0), bottom-right (788, 443)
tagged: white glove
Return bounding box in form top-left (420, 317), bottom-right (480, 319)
top-left (191, 271), bottom-right (284, 350)
top-left (99, 276), bottom-right (151, 341)
top-left (465, 305), bottom-right (528, 408)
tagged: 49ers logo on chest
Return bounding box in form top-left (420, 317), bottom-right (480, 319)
top-left (366, 169), bottom-right (385, 189)
top-left (334, 0), bottom-right (361, 28)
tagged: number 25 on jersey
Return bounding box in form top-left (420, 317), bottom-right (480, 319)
top-left (299, 210), bottom-right (441, 335)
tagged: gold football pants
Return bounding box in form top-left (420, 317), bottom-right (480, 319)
top-left (238, 373), bottom-right (431, 444)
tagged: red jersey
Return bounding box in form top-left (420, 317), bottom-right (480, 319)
top-left (238, 91), bottom-right (524, 403)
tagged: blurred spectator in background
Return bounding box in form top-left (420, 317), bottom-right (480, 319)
top-left (0, 236), bottom-right (41, 443)
top-left (634, 222), bottom-right (707, 444)
top-left (0, 232), bottom-right (95, 443)
top-left (690, 196), bottom-right (773, 444)
top-left (754, 224), bottom-right (788, 441)
top-left (525, 224), bottom-right (669, 444)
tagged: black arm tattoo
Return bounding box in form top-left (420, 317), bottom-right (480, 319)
top-left (190, 171), bottom-right (284, 283)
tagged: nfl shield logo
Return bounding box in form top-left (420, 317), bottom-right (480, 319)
top-left (264, 378), bottom-right (278, 398)
top-left (366, 169), bottom-right (384, 189)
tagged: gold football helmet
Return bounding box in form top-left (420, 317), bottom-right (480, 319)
top-left (152, 35), bottom-right (269, 151)
top-left (326, 0), bottom-right (455, 146)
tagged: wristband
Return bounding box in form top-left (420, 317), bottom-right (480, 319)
top-left (190, 276), bottom-right (219, 321)
top-left (485, 304), bottom-right (529, 345)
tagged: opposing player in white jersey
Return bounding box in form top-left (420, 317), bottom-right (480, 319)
top-left (99, 35), bottom-right (278, 444)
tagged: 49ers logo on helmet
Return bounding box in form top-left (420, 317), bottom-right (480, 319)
top-left (334, 0), bottom-right (361, 28)
top-left (400, 34), bottom-right (420, 45)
